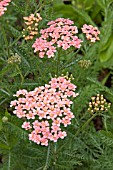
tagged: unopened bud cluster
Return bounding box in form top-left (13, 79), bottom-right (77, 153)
top-left (88, 94), bottom-right (111, 114)
top-left (7, 53), bottom-right (21, 64)
top-left (78, 59), bottom-right (92, 69)
top-left (61, 72), bottom-right (74, 81)
top-left (22, 13), bottom-right (42, 40)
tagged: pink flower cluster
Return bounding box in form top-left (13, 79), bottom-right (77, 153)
top-left (32, 18), bottom-right (83, 58)
top-left (10, 77), bottom-right (79, 146)
top-left (0, 0), bottom-right (11, 16)
top-left (81, 24), bottom-right (100, 42)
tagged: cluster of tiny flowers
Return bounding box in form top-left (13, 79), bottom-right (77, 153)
top-left (88, 94), bottom-right (111, 114)
top-left (0, 0), bottom-right (11, 16)
top-left (61, 72), bottom-right (74, 81)
top-left (10, 77), bottom-right (79, 146)
top-left (81, 24), bottom-right (100, 42)
top-left (22, 13), bottom-right (42, 40)
top-left (7, 53), bottom-right (21, 64)
top-left (78, 59), bottom-right (92, 69)
top-left (32, 18), bottom-right (83, 58)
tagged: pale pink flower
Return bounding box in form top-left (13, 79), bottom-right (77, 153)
top-left (61, 117), bottom-right (71, 127)
top-left (26, 111), bottom-right (36, 119)
top-left (58, 131), bottom-right (67, 139)
top-left (14, 89), bottom-right (28, 97)
top-left (10, 100), bottom-right (17, 107)
top-left (39, 52), bottom-right (45, 58)
top-left (51, 125), bottom-right (61, 133)
top-left (50, 133), bottom-right (59, 142)
top-left (52, 118), bottom-right (61, 127)
top-left (22, 122), bottom-right (32, 130)
top-left (40, 138), bottom-right (48, 146)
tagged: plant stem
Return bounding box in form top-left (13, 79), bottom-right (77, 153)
top-left (25, 0), bottom-right (30, 15)
top-left (56, 50), bottom-right (60, 75)
top-left (9, 35), bottom-right (22, 47)
top-left (101, 72), bottom-right (110, 86)
top-left (53, 143), bottom-right (57, 166)
top-left (2, 26), bottom-right (9, 57)
top-left (60, 48), bottom-right (80, 70)
top-left (43, 143), bottom-right (50, 170)
top-left (103, 115), bottom-right (108, 132)
top-left (8, 150), bottom-right (11, 170)
top-left (16, 65), bottom-right (24, 84)
top-left (75, 113), bottom-right (98, 137)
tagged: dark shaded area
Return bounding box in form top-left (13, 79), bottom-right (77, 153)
top-left (0, 155), bottom-right (3, 164)
top-left (63, 0), bottom-right (72, 5)
top-left (93, 116), bottom-right (103, 131)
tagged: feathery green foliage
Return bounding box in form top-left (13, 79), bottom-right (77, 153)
top-left (0, 0), bottom-right (113, 169)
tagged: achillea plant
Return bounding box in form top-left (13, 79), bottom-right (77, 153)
top-left (0, 0), bottom-right (11, 16)
top-left (1, 1), bottom-right (113, 169)
top-left (10, 76), bottom-right (79, 146)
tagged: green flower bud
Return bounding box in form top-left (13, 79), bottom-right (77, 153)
top-left (2, 116), bottom-right (8, 123)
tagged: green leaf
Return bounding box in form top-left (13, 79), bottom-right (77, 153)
top-left (5, 110), bottom-right (11, 117)
top-left (72, 6), bottom-right (96, 26)
top-left (100, 130), bottom-right (113, 141)
top-left (96, 0), bottom-right (106, 9)
top-left (53, 3), bottom-right (77, 20)
top-left (100, 35), bottom-right (113, 62)
top-left (0, 142), bottom-right (10, 150)
top-left (0, 120), bottom-right (2, 131)
top-left (105, 0), bottom-right (113, 7)
top-left (0, 65), bottom-right (12, 77)
top-left (8, 25), bottom-right (21, 38)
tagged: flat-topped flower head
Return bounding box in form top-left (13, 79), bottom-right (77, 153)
top-left (81, 24), bottom-right (100, 42)
top-left (10, 76), bottom-right (78, 146)
top-left (32, 18), bottom-right (83, 58)
top-left (0, 0), bottom-right (11, 16)
top-left (22, 13), bottom-right (42, 40)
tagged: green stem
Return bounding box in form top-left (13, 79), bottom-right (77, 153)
top-left (24, 0), bottom-right (30, 15)
top-left (2, 26), bottom-right (9, 57)
top-left (43, 143), bottom-right (50, 170)
top-left (75, 113), bottom-right (98, 137)
top-left (53, 143), bottom-right (57, 166)
top-left (9, 35), bottom-right (22, 47)
top-left (60, 48), bottom-right (80, 70)
top-left (8, 149), bottom-right (11, 170)
top-left (101, 72), bottom-right (110, 86)
top-left (56, 50), bottom-right (61, 75)
top-left (36, 0), bottom-right (44, 12)
top-left (16, 65), bottom-right (24, 85)
top-left (103, 115), bottom-right (108, 132)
